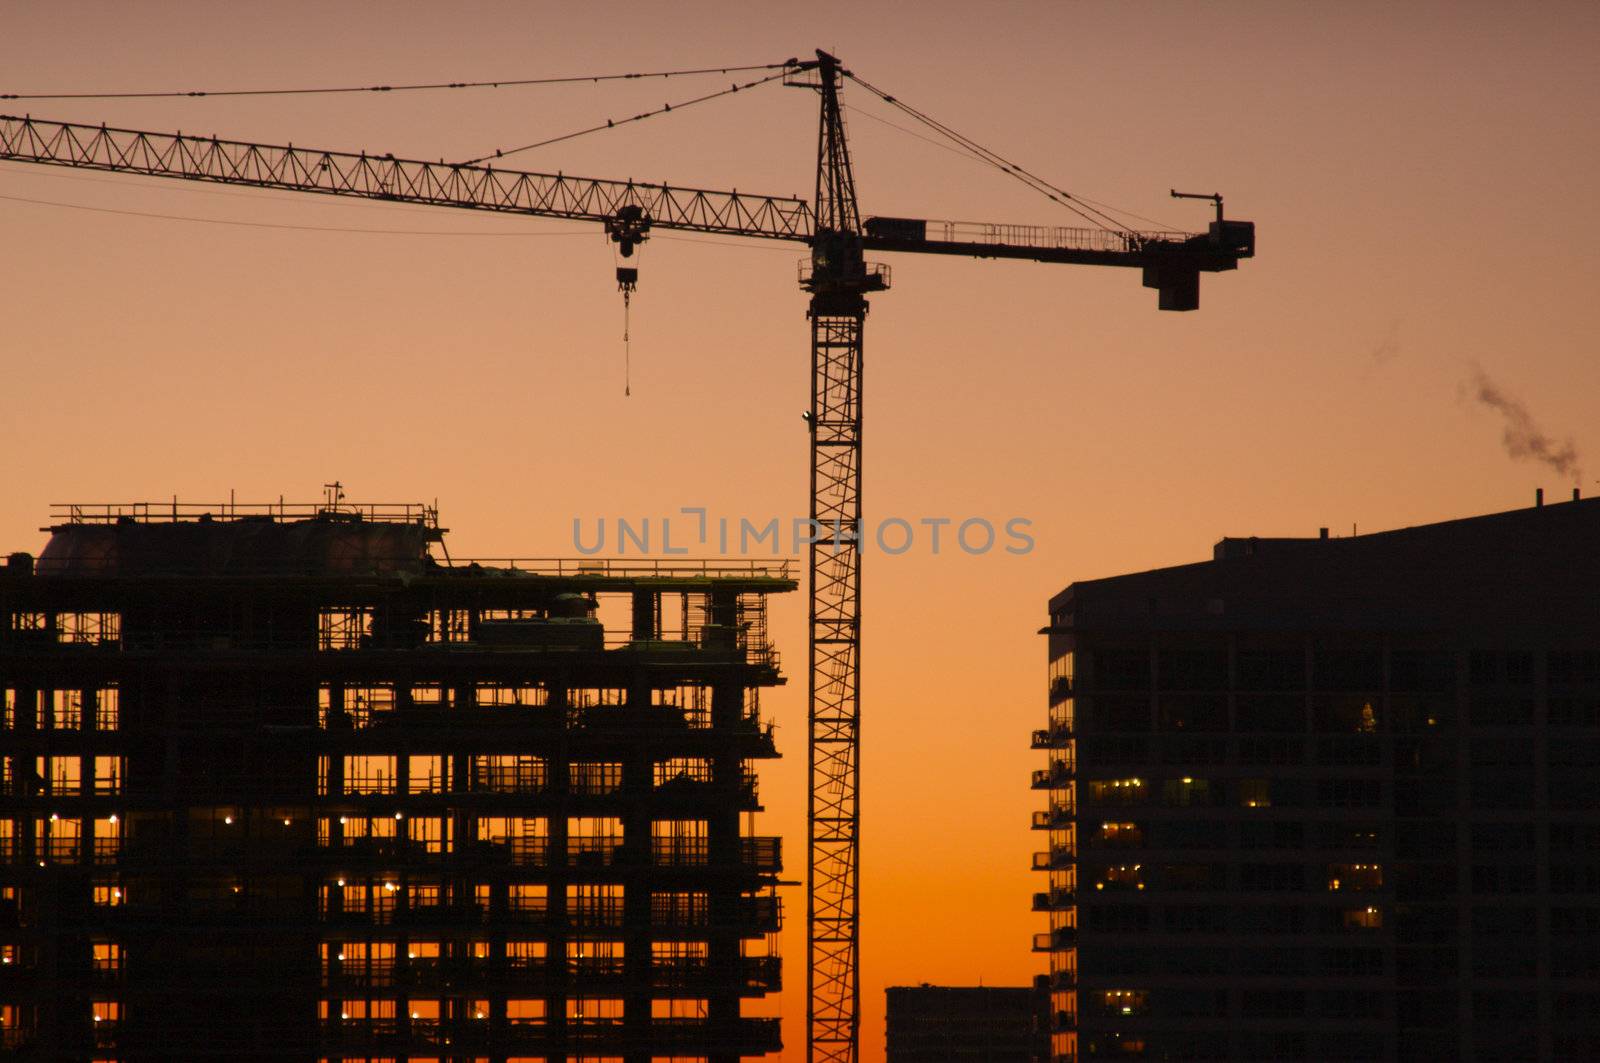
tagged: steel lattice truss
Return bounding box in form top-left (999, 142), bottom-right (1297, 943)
top-left (0, 115), bottom-right (815, 242)
top-left (808, 308), bottom-right (865, 1063)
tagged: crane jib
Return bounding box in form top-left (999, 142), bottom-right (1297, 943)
top-left (0, 113), bottom-right (815, 242)
top-left (0, 115), bottom-right (1253, 307)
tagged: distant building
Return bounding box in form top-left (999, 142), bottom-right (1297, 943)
top-left (1034, 497), bottom-right (1600, 1062)
top-left (0, 499), bottom-right (794, 1060)
top-left (886, 984), bottom-right (1048, 1062)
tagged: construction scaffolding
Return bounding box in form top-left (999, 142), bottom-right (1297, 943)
top-left (0, 500), bottom-right (796, 1061)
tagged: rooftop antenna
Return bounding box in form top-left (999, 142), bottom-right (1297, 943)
top-left (323, 481), bottom-right (345, 511)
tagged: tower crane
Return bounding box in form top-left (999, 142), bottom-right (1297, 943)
top-left (0, 49), bottom-right (1254, 1063)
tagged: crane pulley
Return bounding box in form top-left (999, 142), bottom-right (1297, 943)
top-left (604, 204), bottom-right (651, 395)
top-left (0, 51), bottom-right (1255, 1063)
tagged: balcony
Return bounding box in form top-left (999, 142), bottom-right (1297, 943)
top-left (654, 771), bottom-right (761, 805)
top-left (1032, 889), bottom-right (1076, 911)
top-left (1032, 805), bottom-right (1074, 829)
top-left (650, 894), bottom-right (781, 933)
top-left (646, 955), bottom-right (781, 992)
top-left (1050, 675), bottom-right (1075, 702)
top-left (653, 840), bottom-right (710, 867)
top-left (1044, 966), bottom-right (1078, 990)
top-left (1031, 764), bottom-right (1074, 789)
top-left (1032, 927), bottom-right (1077, 952)
top-left (1032, 725), bottom-right (1073, 749)
top-left (743, 954), bottom-right (782, 992)
top-left (1032, 847), bottom-right (1072, 871)
top-left (741, 836), bottom-right (782, 874)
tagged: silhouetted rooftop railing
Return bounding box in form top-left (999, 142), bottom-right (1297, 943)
top-left (21, 552), bottom-right (792, 582)
top-left (51, 500), bottom-right (439, 527)
top-left (436, 557), bottom-right (793, 580)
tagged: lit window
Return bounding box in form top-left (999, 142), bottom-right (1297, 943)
top-left (1342, 906), bottom-right (1383, 929)
top-left (1100, 989), bottom-right (1148, 1017)
top-left (1327, 864), bottom-right (1383, 891)
top-left (1097, 864), bottom-right (1144, 890)
top-left (1087, 779), bottom-right (1147, 805)
top-left (1239, 779), bottom-right (1272, 808)
top-left (1096, 822), bottom-right (1143, 847)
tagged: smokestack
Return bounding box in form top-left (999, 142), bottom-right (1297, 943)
top-left (1575, 488), bottom-right (1582, 502)
top-left (1536, 488), bottom-right (1544, 508)
top-left (1319, 527), bottom-right (1329, 540)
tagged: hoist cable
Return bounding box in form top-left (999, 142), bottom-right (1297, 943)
top-left (458, 69), bottom-right (790, 165)
top-left (844, 72), bottom-right (1138, 234)
top-left (843, 104), bottom-right (1181, 231)
top-left (1, 62), bottom-right (794, 101)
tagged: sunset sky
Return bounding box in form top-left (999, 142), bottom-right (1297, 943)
top-left (3, 3), bottom-right (1598, 1058)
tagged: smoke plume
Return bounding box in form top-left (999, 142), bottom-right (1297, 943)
top-left (1467, 364), bottom-right (1581, 482)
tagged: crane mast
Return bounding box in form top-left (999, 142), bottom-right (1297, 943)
top-left (0, 58), bottom-right (1253, 1063)
top-left (792, 50), bottom-right (882, 1063)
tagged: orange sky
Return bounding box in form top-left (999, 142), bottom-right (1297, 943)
top-left (3, 3), bottom-right (1599, 1059)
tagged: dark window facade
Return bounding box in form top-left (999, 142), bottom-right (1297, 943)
top-left (1035, 500), bottom-right (1600, 1062)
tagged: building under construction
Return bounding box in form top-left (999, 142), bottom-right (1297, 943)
top-left (0, 500), bottom-right (794, 1061)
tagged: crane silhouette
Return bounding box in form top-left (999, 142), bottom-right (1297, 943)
top-left (0, 49), bottom-right (1255, 1063)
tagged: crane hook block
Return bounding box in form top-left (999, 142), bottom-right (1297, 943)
top-left (616, 267), bottom-right (639, 294)
top-left (605, 204), bottom-right (653, 258)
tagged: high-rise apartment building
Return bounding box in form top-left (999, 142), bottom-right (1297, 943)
top-left (0, 500), bottom-right (793, 1061)
top-left (1034, 497), bottom-right (1600, 1062)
